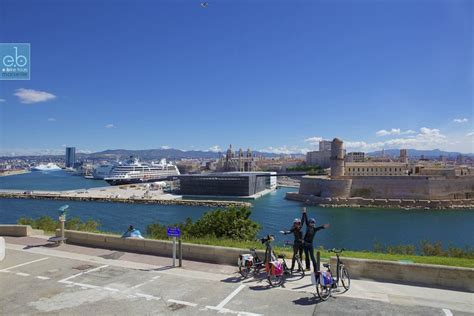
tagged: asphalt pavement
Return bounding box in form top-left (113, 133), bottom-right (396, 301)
top-left (0, 237), bottom-right (472, 315)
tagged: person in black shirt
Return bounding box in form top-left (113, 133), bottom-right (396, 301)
top-left (302, 207), bottom-right (330, 271)
top-left (279, 213), bottom-right (304, 272)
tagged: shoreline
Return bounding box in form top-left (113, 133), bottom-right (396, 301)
top-left (0, 190), bottom-right (251, 208)
top-left (286, 192), bottom-right (474, 210)
top-left (0, 170), bottom-right (30, 177)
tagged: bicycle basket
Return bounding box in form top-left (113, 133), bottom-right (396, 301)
top-left (238, 254), bottom-right (253, 266)
top-left (267, 260), bottom-right (284, 276)
top-left (320, 271), bottom-right (332, 286)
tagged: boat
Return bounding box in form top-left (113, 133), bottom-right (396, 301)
top-left (104, 157), bottom-right (180, 185)
top-left (31, 163), bottom-right (62, 172)
top-left (91, 163), bottom-right (116, 180)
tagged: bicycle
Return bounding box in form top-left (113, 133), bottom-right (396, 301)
top-left (238, 235), bottom-right (286, 287)
top-left (282, 240), bottom-right (305, 278)
top-left (315, 248), bottom-right (351, 301)
top-left (238, 247), bottom-right (264, 278)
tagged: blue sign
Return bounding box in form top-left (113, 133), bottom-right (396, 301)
top-left (167, 227), bottom-right (181, 237)
top-left (1, 43), bottom-right (31, 80)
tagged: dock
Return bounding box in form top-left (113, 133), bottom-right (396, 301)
top-left (0, 187), bottom-right (252, 208)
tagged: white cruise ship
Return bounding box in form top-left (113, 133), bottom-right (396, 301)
top-left (91, 163), bottom-right (116, 180)
top-left (104, 157), bottom-right (180, 185)
top-left (31, 163), bottom-right (62, 172)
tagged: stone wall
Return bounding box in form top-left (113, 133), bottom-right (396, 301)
top-left (350, 176), bottom-right (430, 199)
top-left (298, 175), bottom-right (474, 200)
top-left (428, 177), bottom-right (474, 199)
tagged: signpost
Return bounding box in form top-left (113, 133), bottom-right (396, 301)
top-left (167, 227), bottom-right (181, 267)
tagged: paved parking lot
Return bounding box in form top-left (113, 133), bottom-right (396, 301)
top-left (1, 239), bottom-right (473, 315)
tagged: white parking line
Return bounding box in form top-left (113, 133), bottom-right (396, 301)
top-left (130, 276), bottom-right (160, 290)
top-left (135, 292), bottom-right (161, 301)
top-left (36, 276), bottom-right (50, 280)
top-left (215, 284), bottom-right (246, 309)
top-left (0, 257), bottom-right (49, 272)
top-left (204, 306), bottom-right (263, 316)
top-left (16, 272), bottom-right (30, 277)
top-left (442, 309), bottom-right (453, 316)
top-left (58, 264), bottom-right (109, 283)
top-left (167, 299), bottom-right (197, 307)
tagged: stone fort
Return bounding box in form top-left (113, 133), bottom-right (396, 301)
top-left (287, 138), bottom-right (474, 207)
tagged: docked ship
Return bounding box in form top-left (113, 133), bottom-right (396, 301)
top-left (104, 157), bottom-right (180, 185)
top-left (90, 163), bottom-right (116, 180)
top-left (31, 163), bottom-right (62, 172)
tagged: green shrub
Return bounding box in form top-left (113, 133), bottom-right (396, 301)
top-left (65, 217), bottom-right (100, 232)
top-left (17, 216), bottom-right (100, 233)
top-left (147, 206), bottom-right (260, 241)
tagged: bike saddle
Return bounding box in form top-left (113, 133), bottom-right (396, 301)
top-left (277, 254), bottom-right (285, 259)
top-left (249, 248), bottom-right (256, 251)
top-left (323, 263), bottom-right (330, 268)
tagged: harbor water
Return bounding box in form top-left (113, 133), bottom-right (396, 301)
top-left (1, 171), bottom-right (473, 251)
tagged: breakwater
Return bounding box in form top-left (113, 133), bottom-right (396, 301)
top-left (0, 191), bottom-right (251, 208)
top-left (286, 192), bottom-right (474, 210)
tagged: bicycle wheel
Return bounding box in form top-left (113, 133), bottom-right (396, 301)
top-left (340, 265), bottom-right (351, 291)
top-left (267, 274), bottom-right (285, 287)
top-left (238, 260), bottom-right (252, 278)
top-left (316, 276), bottom-right (332, 301)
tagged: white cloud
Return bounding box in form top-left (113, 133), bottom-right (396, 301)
top-left (304, 136), bottom-right (323, 144)
top-left (260, 146), bottom-right (306, 155)
top-left (304, 136), bottom-right (323, 150)
top-left (14, 88), bottom-right (56, 104)
top-left (467, 132), bottom-right (474, 137)
top-left (161, 145), bottom-right (171, 149)
top-left (375, 128), bottom-right (416, 137)
top-left (47, 117), bottom-right (56, 122)
top-left (453, 118), bottom-right (469, 123)
top-left (347, 127), bottom-right (448, 152)
top-left (208, 145), bottom-right (222, 152)
top-left (105, 124), bottom-right (115, 128)
top-left (0, 98), bottom-right (5, 102)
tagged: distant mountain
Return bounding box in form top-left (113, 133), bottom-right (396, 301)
top-left (367, 149), bottom-right (473, 158)
top-left (88, 148), bottom-right (285, 160)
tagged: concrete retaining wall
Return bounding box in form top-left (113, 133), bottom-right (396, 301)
top-left (329, 257), bottom-right (474, 292)
top-left (0, 237), bottom-right (4, 261)
top-left (56, 230), bottom-right (265, 266)
top-left (0, 225), bottom-right (33, 237)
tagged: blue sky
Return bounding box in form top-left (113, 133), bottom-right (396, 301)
top-left (0, 0), bottom-right (472, 155)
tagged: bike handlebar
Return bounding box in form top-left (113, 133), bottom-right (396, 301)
top-left (328, 248), bottom-right (345, 253)
top-left (257, 234), bottom-right (275, 244)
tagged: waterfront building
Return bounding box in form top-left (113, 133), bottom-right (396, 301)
top-left (346, 152), bottom-right (365, 163)
top-left (319, 140), bottom-right (332, 152)
top-left (400, 149), bottom-right (408, 163)
top-left (65, 147), bottom-right (76, 168)
top-left (216, 145), bottom-right (257, 172)
top-left (345, 162), bottom-right (408, 176)
top-left (178, 171), bottom-right (277, 197)
top-left (306, 139), bottom-right (332, 168)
